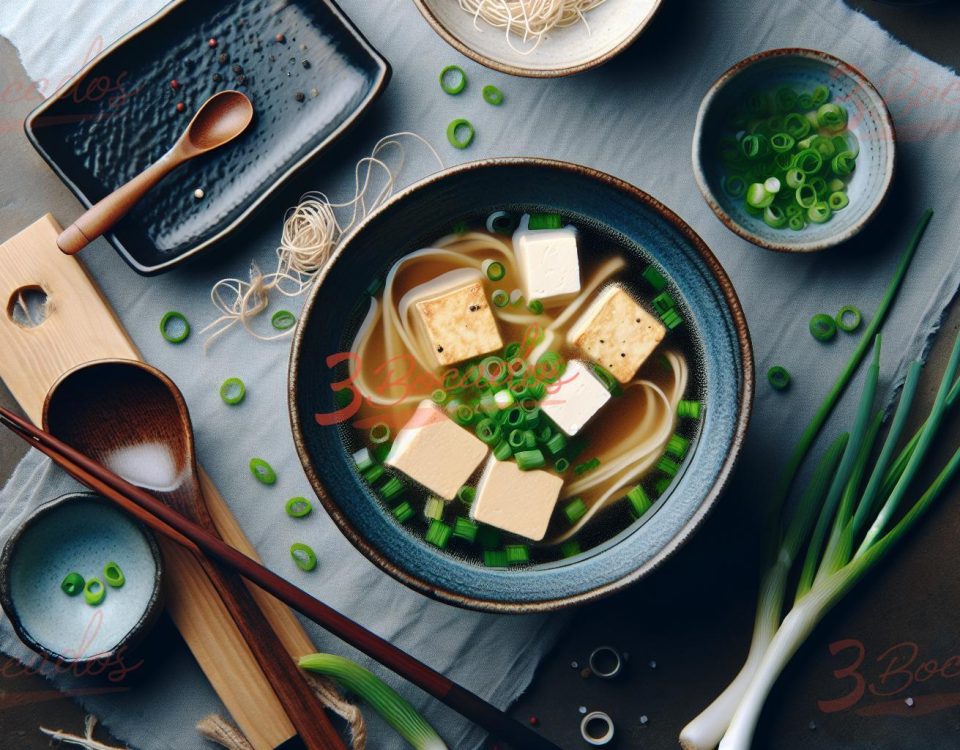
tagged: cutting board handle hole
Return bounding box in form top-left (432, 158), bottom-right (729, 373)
top-left (7, 286), bottom-right (49, 328)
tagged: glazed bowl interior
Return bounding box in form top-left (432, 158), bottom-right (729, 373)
top-left (693, 49), bottom-right (895, 253)
top-left (290, 159), bottom-right (752, 612)
top-left (413, 0), bottom-right (661, 77)
top-left (0, 493), bottom-right (163, 663)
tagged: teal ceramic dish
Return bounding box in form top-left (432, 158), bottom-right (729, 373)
top-left (693, 48), bottom-right (896, 253)
top-left (0, 493), bottom-right (163, 664)
top-left (289, 158), bottom-right (753, 612)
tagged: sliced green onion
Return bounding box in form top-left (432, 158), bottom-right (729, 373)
top-left (446, 118), bottom-right (474, 149)
top-left (828, 191), bottom-right (849, 211)
top-left (746, 182), bottom-right (775, 209)
top-left (483, 260), bottom-right (506, 282)
top-left (454, 404), bottom-right (475, 426)
top-left (474, 418), bottom-right (501, 445)
top-left (369, 422), bottom-right (391, 444)
top-left (652, 292), bottom-right (676, 315)
top-left (103, 561), bottom-right (125, 588)
top-left (666, 434), bottom-right (690, 459)
top-left (793, 148), bottom-right (823, 175)
top-left (795, 183), bottom-right (818, 209)
top-left (448, 518), bottom-right (476, 544)
top-left (654, 476), bottom-right (672, 495)
top-left (353, 447), bottom-right (375, 473)
top-left (430, 388), bottom-right (448, 406)
top-left (723, 175), bottom-right (747, 198)
top-left (299, 653), bottom-right (446, 750)
top-left (485, 210), bottom-right (515, 235)
top-left (483, 550), bottom-right (508, 567)
top-left (61, 572), bottom-right (84, 597)
top-left (769, 132), bottom-right (795, 153)
top-left (642, 265), bottom-right (667, 291)
top-left (545, 431), bottom-right (567, 455)
top-left (560, 540), bottom-right (581, 558)
top-left (589, 362), bottom-right (623, 396)
top-left (657, 456), bottom-right (680, 478)
top-left (527, 299), bottom-right (544, 315)
top-left (84, 577), bottom-right (105, 606)
top-left (554, 457), bottom-right (570, 473)
top-left (788, 214), bottom-right (806, 231)
top-left (491, 289), bottom-right (509, 308)
top-left (515, 449), bottom-right (545, 471)
top-left (627, 485), bottom-right (652, 518)
top-left (286, 496), bottom-right (313, 518)
top-left (807, 201), bottom-right (832, 224)
top-left (817, 102), bottom-right (848, 130)
top-left (767, 365), bottom-right (791, 391)
top-left (506, 545), bottom-right (530, 565)
top-left (677, 400), bottom-right (702, 419)
top-left (425, 520), bottom-right (452, 549)
top-left (380, 477), bottom-right (405, 502)
top-left (492, 440), bottom-right (512, 461)
top-left (250, 458), bottom-right (277, 485)
top-left (574, 457), bottom-right (601, 476)
top-left (424, 496), bottom-right (445, 521)
top-left (662, 309), bottom-right (683, 330)
top-left (219, 377), bottom-right (246, 405)
top-left (783, 112), bottom-right (811, 139)
top-left (528, 213), bottom-right (562, 230)
top-left (763, 205), bottom-right (787, 229)
top-left (271, 310), bottom-right (296, 330)
top-left (439, 64), bottom-right (467, 95)
top-left (363, 464), bottom-right (385, 484)
top-left (810, 313), bottom-right (838, 342)
top-left (393, 501), bottom-right (414, 524)
top-left (482, 83), bottom-right (504, 105)
top-left (290, 543), bottom-right (318, 571)
top-left (160, 311), bottom-right (190, 344)
top-left (564, 498), bottom-right (587, 525)
top-left (836, 305), bottom-right (863, 333)
top-left (785, 168), bottom-right (805, 189)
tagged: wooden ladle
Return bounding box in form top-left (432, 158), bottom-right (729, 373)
top-left (42, 359), bottom-right (345, 750)
top-left (57, 90), bottom-right (254, 255)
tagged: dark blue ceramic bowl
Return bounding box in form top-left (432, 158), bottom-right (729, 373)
top-left (289, 159), bottom-right (754, 612)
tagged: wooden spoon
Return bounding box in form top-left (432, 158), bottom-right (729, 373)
top-left (42, 359), bottom-right (345, 750)
top-left (57, 90), bottom-right (254, 255)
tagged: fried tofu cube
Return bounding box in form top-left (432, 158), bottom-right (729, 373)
top-left (386, 401), bottom-right (489, 500)
top-left (567, 284), bottom-right (665, 383)
top-left (469, 456), bottom-right (564, 541)
top-left (541, 360), bottom-right (612, 436)
top-left (411, 269), bottom-right (503, 367)
top-left (512, 216), bottom-right (581, 306)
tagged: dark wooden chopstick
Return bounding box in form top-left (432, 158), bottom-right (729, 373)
top-left (0, 407), bottom-right (562, 750)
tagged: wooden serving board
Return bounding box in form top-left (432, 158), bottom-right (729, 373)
top-left (0, 215), bottom-right (318, 749)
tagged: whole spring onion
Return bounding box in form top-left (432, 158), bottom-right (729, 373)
top-left (300, 653), bottom-right (448, 750)
top-left (680, 210), bottom-right (936, 750)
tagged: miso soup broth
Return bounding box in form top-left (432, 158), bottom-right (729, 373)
top-left (337, 211), bottom-right (705, 567)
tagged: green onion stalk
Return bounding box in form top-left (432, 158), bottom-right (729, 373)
top-left (680, 210), bottom-right (956, 750)
top-left (300, 653), bottom-right (448, 750)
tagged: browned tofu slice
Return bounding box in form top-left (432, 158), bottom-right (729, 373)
top-left (567, 284), bottom-right (665, 383)
top-left (414, 273), bottom-right (503, 367)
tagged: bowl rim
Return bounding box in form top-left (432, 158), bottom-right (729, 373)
top-left (691, 47), bottom-right (897, 254)
top-left (0, 492), bottom-right (164, 664)
top-left (288, 157), bottom-right (755, 612)
top-left (410, 0), bottom-right (663, 78)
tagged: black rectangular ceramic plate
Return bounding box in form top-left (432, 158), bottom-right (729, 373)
top-left (25, 0), bottom-right (389, 275)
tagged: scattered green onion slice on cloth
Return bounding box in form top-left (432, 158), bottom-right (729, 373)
top-left (439, 64), bottom-right (467, 95)
top-left (271, 310), bottom-right (296, 330)
top-left (84, 577), bottom-right (105, 606)
top-left (285, 496), bottom-right (313, 518)
top-left (482, 83), bottom-right (504, 105)
top-left (219, 377), bottom-right (246, 405)
top-left (809, 313), bottom-right (838, 342)
top-left (103, 561), bottom-right (125, 588)
top-left (836, 305), bottom-right (863, 332)
top-left (767, 365), bottom-right (791, 391)
top-left (290, 543), bottom-right (317, 571)
top-left (446, 118), bottom-right (474, 149)
top-left (160, 311), bottom-right (190, 343)
top-left (249, 457), bottom-right (277, 485)
top-left (300, 653), bottom-right (448, 749)
top-left (60, 572), bottom-right (84, 597)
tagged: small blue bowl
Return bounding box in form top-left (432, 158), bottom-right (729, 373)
top-left (693, 48), bottom-right (896, 253)
top-left (289, 159), bottom-right (754, 612)
top-left (0, 493), bottom-right (163, 664)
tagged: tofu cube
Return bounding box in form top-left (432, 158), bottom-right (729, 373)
top-left (469, 456), bottom-right (564, 541)
top-left (567, 284), bottom-right (666, 383)
top-left (386, 401), bottom-right (489, 500)
top-left (541, 359), bottom-right (611, 436)
top-left (412, 270), bottom-right (503, 367)
top-left (513, 216), bottom-right (581, 306)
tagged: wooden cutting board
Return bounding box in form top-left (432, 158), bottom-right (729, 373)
top-left (0, 215), bottom-right (319, 749)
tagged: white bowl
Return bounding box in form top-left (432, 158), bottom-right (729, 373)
top-left (412, 0), bottom-right (662, 77)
